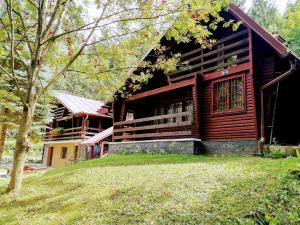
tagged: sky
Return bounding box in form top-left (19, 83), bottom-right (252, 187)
top-left (244, 0), bottom-right (295, 14)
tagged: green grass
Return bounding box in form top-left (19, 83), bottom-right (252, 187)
top-left (0, 154), bottom-right (299, 225)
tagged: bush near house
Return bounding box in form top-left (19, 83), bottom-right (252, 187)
top-left (0, 154), bottom-right (299, 225)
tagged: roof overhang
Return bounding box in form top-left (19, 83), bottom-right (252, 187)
top-left (125, 77), bottom-right (196, 102)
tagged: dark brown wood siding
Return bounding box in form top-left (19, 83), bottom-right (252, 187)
top-left (201, 72), bottom-right (257, 140)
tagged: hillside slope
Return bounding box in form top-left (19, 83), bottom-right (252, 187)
top-left (0, 154), bottom-right (299, 225)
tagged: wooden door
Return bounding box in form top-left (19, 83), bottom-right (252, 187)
top-left (47, 147), bottom-right (54, 166)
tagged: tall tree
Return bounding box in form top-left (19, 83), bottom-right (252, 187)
top-left (232, 0), bottom-right (247, 11)
top-left (248, 0), bottom-right (282, 33)
top-left (0, 0), bottom-right (232, 195)
top-left (0, 76), bottom-right (20, 162)
top-left (281, 0), bottom-right (300, 56)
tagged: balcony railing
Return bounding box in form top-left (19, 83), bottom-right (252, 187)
top-left (168, 29), bottom-right (250, 83)
top-left (44, 127), bottom-right (101, 141)
top-left (113, 111), bottom-right (193, 141)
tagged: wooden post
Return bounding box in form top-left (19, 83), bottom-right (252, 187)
top-left (91, 145), bottom-right (94, 159)
top-left (100, 141), bottom-right (104, 157)
top-left (82, 115), bottom-right (87, 138)
top-left (120, 101), bottom-right (126, 121)
top-left (192, 75), bottom-right (201, 139)
top-left (248, 29), bottom-right (259, 140)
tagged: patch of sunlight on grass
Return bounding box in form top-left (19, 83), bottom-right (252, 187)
top-left (0, 154), bottom-right (299, 225)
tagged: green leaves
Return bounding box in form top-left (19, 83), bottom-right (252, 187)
top-left (281, 0), bottom-right (300, 57)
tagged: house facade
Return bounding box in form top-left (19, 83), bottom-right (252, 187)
top-left (110, 4), bottom-right (300, 154)
top-left (43, 92), bottom-right (112, 167)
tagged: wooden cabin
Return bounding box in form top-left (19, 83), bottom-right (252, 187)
top-left (43, 92), bottom-right (112, 167)
top-left (110, 4), bottom-right (300, 154)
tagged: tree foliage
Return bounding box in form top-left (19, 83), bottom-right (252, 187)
top-left (0, 0), bottom-right (233, 195)
top-left (248, 0), bottom-right (283, 33)
top-left (281, 0), bottom-right (300, 56)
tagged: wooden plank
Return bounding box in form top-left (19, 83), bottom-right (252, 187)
top-left (169, 47), bottom-right (249, 78)
top-left (114, 112), bottom-right (192, 126)
top-left (202, 62), bottom-right (250, 81)
top-left (114, 121), bottom-right (192, 133)
top-left (186, 39), bottom-right (249, 65)
top-left (113, 131), bottom-right (192, 140)
top-left (52, 107), bottom-right (65, 112)
top-left (44, 136), bottom-right (83, 141)
top-left (202, 56), bottom-right (249, 74)
top-left (63, 127), bottom-right (82, 131)
top-left (180, 29), bottom-right (248, 59)
top-left (170, 72), bottom-right (197, 83)
top-left (125, 78), bottom-right (195, 102)
top-left (56, 115), bottom-right (73, 121)
top-left (86, 127), bottom-right (100, 131)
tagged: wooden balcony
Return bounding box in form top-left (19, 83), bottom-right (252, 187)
top-left (113, 112), bottom-right (193, 141)
top-left (168, 29), bottom-right (250, 83)
top-left (44, 127), bottom-right (101, 141)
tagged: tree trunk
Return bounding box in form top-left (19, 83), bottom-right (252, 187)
top-left (6, 104), bottom-right (35, 195)
top-left (0, 124), bottom-right (8, 162)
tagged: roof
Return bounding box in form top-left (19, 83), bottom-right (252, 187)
top-left (53, 92), bottom-right (107, 117)
top-left (116, 4), bottom-right (298, 96)
top-left (81, 126), bottom-right (113, 145)
top-left (228, 4), bottom-right (290, 58)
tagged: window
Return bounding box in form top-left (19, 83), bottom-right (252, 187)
top-left (61, 147), bottom-right (68, 159)
top-left (74, 146), bottom-right (78, 160)
top-left (183, 100), bottom-right (193, 122)
top-left (213, 76), bottom-right (244, 113)
top-left (153, 100), bottom-right (193, 124)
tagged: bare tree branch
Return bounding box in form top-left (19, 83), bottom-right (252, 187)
top-left (39, 3), bottom-right (109, 96)
top-left (41, 0), bottom-right (62, 39)
top-left (11, 9), bottom-right (33, 56)
top-left (87, 20), bottom-right (168, 46)
top-left (4, 0), bottom-right (26, 106)
top-left (41, 5), bottom-right (179, 45)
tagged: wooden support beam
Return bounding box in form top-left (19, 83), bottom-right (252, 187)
top-left (125, 78), bottom-right (195, 102)
top-left (169, 40), bottom-right (249, 77)
top-left (114, 121), bottom-right (192, 133)
top-left (202, 62), bottom-right (250, 81)
top-left (114, 112), bottom-right (191, 126)
top-left (180, 29), bottom-right (248, 59)
top-left (113, 131), bottom-right (192, 140)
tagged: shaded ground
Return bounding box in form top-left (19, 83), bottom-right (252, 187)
top-left (0, 154), bottom-right (299, 225)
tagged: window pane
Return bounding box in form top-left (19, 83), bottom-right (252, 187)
top-left (229, 77), bottom-right (243, 110)
top-left (214, 81), bottom-right (227, 112)
top-left (183, 100), bottom-right (193, 122)
top-left (174, 102), bottom-right (182, 123)
top-left (61, 147), bottom-right (68, 159)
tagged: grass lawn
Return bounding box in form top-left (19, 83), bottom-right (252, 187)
top-left (0, 154), bottom-right (299, 225)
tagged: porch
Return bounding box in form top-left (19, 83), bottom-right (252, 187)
top-left (113, 80), bottom-right (199, 142)
top-left (44, 126), bottom-right (102, 141)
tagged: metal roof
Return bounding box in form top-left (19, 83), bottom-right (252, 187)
top-left (53, 92), bottom-right (106, 116)
top-left (81, 126), bottom-right (113, 145)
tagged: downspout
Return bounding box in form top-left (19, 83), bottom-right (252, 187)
top-left (259, 60), bottom-right (296, 152)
